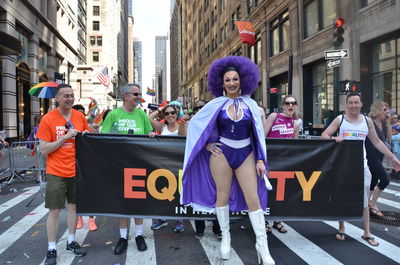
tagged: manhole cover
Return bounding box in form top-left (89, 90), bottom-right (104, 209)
top-left (370, 211), bottom-right (400, 227)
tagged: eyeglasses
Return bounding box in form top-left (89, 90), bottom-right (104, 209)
top-left (164, 111), bottom-right (176, 116)
top-left (193, 106), bottom-right (204, 112)
top-left (284, 101), bottom-right (297, 106)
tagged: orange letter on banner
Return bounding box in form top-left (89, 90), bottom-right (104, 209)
top-left (124, 168), bottom-right (146, 199)
top-left (269, 171), bottom-right (295, 201)
top-left (295, 171), bottom-right (321, 201)
top-left (147, 169), bottom-right (177, 201)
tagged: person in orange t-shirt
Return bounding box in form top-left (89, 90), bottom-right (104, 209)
top-left (36, 84), bottom-right (90, 265)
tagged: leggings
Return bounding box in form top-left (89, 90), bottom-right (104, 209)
top-left (367, 157), bottom-right (390, 190)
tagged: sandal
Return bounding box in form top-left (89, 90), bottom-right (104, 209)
top-left (361, 235), bottom-right (379, 247)
top-left (369, 207), bottom-right (384, 217)
top-left (265, 221), bottom-right (272, 234)
top-left (335, 231), bottom-right (345, 241)
top-left (272, 221), bottom-right (287, 233)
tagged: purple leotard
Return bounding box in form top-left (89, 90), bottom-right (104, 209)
top-left (217, 100), bottom-right (262, 169)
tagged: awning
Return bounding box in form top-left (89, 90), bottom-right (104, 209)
top-left (0, 30), bottom-right (21, 56)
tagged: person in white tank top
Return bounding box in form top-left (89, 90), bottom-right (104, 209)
top-left (148, 103), bottom-right (184, 232)
top-left (322, 92), bottom-right (400, 247)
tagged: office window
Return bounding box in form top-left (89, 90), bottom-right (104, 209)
top-left (97, 36), bottom-right (102, 46)
top-left (90, 36), bottom-right (95, 46)
top-left (93, 51), bottom-right (99, 62)
top-left (93, 6), bottom-right (100, 16)
top-left (93, 21), bottom-right (100, 31)
top-left (270, 11), bottom-right (290, 56)
top-left (304, 0), bottom-right (336, 38)
top-left (360, 0), bottom-right (376, 8)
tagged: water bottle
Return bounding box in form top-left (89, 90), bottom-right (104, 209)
top-left (110, 122), bottom-right (119, 134)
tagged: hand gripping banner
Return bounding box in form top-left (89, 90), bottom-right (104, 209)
top-left (76, 134), bottom-right (364, 220)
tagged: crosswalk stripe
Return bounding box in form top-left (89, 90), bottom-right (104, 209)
top-left (189, 220), bottom-right (244, 265)
top-left (0, 202), bottom-right (47, 255)
top-left (383, 188), bottom-right (399, 196)
top-left (274, 222), bottom-right (343, 265)
top-left (389, 182), bottom-right (400, 187)
top-left (39, 217), bottom-right (91, 265)
top-left (126, 219), bottom-right (157, 265)
top-left (0, 186), bottom-right (40, 215)
top-left (377, 197), bottom-right (400, 209)
top-left (324, 221), bottom-right (400, 263)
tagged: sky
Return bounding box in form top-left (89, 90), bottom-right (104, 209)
top-left (132, 0), bottom-right (171, 104)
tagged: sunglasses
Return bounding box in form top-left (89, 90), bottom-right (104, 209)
top-left (65, 121), bottom-right (74, 130)
top-left (193, 106), bottom-right (204, 111)
top-left (284, 101), bottom-right (297, 106)
top-left (128, 92), bottom-right (141, 97)
top-left (164, 111), bottom-right (176, 116)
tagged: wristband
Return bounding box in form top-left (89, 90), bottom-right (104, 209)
top-left (257, 160), bottom-right (264, 164)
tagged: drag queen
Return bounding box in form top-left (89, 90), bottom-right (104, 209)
top-left (181, 56), bottom-right (274, 265)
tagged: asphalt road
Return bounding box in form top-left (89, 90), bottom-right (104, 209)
top-left (0, 179), bottom-right (399, 265)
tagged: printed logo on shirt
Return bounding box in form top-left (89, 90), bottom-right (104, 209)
top-left (118, 119), bottom-right (142, 133)
top-left (56, 125), bottom-right (73, 148)
top-left (342, 131), bottom-right (366, 139)
top-left (271, 124), bottom-right (294, 135)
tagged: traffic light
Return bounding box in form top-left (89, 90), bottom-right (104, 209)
top-left (333, 18), bottom-right (345, 47)
top-left (340, 80), bottom-right (360, 93)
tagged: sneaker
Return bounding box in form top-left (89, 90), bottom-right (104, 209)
top-left (194, 231), bottom-right (204, 239)
top-left (76, 216), bottom-right (84, 229)
top-left (113, 237), bottom-right (128, 255)
top-left (151, 219), bottom-right (168, 230)
top-left (66, 241), bottom-right (86, 256)
top-left (45, 249), bottom-right (57, 265)
top-left (135, 235), bottom-right (147, 251)
top-left (88, 217), bottom-right (97, 231)
top-left (174, 221), bottom-right (185, 233)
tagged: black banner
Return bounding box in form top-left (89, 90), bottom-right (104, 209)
top-left (76, 134), bottom-right (364, 220)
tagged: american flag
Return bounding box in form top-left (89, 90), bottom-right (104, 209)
top-left (95, 66), bottom-right (110, 88)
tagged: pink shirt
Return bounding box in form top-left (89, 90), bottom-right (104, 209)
top-left (267, 113), bottom-right (295, 138)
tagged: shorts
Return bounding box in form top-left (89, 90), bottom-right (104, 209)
top-left (363, 167), bottom-right (372, 208)
top-left (45, 174), bottom-right (76, 209)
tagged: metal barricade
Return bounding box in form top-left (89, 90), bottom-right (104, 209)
top-left (0, 146), bottom-right (12, 185)
top-left (384, 138), bottom-right (400, 172)
top-left (8, 141), bottom-right (46, 185)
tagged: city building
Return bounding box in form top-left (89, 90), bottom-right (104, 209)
top-left (76, 0), bottom-right (129, 110)
top-left (170, 0), bottom-right (183, 102)
top-left (0, 0), bottom-right (87, 140)
top-left (155, 35), bottom-right (168, 102)
top-left (170, 0), bottom-right (400, 135)
top-left (128, 15), bottom-right (135, 83)
top-left (133, 38), bottom-right (143, 88)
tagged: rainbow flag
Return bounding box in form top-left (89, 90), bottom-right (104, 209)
top-left (87, 98), bottom-right (98, 121)
top-left (95, 110), bottom-right (105, 125)
top-left (146, 87), bottom-right (155, 96)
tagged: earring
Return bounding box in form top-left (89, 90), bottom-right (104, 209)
top-left (223, 90), bottom-right (226, 96)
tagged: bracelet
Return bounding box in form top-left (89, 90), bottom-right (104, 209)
top-left (257, 160), bottom-right (264, 163)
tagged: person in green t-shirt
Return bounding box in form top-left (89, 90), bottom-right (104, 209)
top-left (101, 83), bottom-right (156, 255)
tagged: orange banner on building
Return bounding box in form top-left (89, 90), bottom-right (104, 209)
top-left (235, 21), bottom-right (256, 46)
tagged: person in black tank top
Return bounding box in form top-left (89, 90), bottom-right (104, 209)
top-left (365, 101), bottom-right (391, 217)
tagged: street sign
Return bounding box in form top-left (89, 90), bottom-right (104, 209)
top-left (327, 59), bottom-right (341, 69)
top-left (325, 49), bottom-right (349, 59)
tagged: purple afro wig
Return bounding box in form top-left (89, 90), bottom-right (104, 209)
top-left (207, 56), bottom-right (260, 97)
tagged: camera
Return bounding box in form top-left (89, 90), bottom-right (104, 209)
top-left (148, 103), bottom-right (160, 110)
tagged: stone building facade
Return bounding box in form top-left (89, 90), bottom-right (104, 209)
top-left (170, 0), bottom-right (400, 135)
top-left (0, 0), bottom-right (87, 140)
